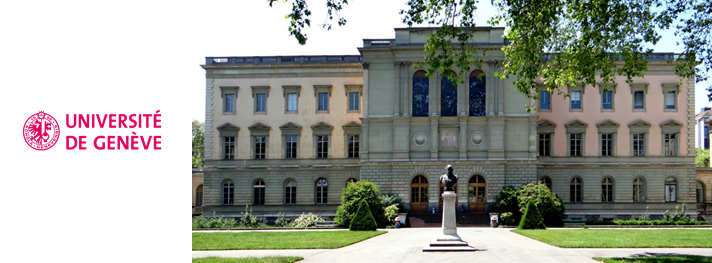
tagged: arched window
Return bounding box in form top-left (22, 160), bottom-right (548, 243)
top-left (665, 177), bottom-right (677, 202)
top-left (195, 184), bottom-right (203, 207)
top-left (222, 180), bottom-right (234, 205)
top-left (697, 181), bottom-right (705, 204)
top-left (570, 177), bottom-right (582, 202)
top-left (602, 177), bottom-right (614, 202)
top-left (346, 178), bottom-right (358, 186)
top-left (412, 70), bottom-right (429, 117)
top-left (285, 179), bottom-right (297, 205)
top-left (316, 178), bottom-right (328, 204)
top-left (469, 70), bottom-right (486, 116)
top-left (539, 176), bottom-right (552, 190)
top-left (633, 177), bottom-right (645, 202)
top-left (253, 179), bottom-right (265, 205)
top-left (441, 71), bottom-right (457, 116)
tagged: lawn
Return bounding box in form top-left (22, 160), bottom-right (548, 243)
top-left (595, 256), bottom-right (712, 263)
top-left (192, 230), bottom-right (386, 250)
top-left (192, 257), bottom-right (303, 263)
top-left (513, 229), bottom-right (712, 248)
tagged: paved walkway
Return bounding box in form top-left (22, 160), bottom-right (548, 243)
top-left (192, 228), bottom-right (712, 263)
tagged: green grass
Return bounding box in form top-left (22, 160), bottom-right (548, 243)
top-left (513, 229), bottom-right (712, 248)
top-left (595, 256), bottom-right (712, 263)
top-left (192, 257), bottom-right (303, 263)
top-left (192, 230), bottom-right (386, 250)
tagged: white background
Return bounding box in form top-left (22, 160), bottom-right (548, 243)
top-left (0, 1), bottom-right (709, 262)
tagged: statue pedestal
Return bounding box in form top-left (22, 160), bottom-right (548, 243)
top-left (423, 191), bottom-right (476, 252)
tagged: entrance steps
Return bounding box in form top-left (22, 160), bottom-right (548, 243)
top-left (408, 212), bottom-right (490, 228)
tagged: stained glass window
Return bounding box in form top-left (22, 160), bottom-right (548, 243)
top-left (469, 70), bottom-right (486, 116)
top-left (412, 71), bottom-right (429, 117)
top-left (441, 73), bottom-right (457, 116)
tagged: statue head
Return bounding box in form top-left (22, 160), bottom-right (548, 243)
top-left (445, 164), bottom-right (454, 175)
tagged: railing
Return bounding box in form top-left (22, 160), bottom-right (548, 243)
top-left (205, 55), bottom-right (363, 65)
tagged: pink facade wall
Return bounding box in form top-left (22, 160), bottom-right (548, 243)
top-left (537, 75), bottom-right (690, 157)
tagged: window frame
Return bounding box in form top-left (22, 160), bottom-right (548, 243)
top-left (314, 85), bottom-right (332, 114)
top-left (280, 122), bottom-right (302, 159)
top-left (222, 179), bottom-right (234, 205)
top-left (539, 89), bottom-right (551, 111)
top-left (251, 86), bottom-right (270, 115)
top-left (411, 70), bottom-right (430, 117)
top-left (633, 177), bottom-right (646, 203)
top-left (566, 120), bottom-right (588, 157)
top-left (311, 122), bottom-right (333, 158)
top-left (601, 177), bottom-right (614, 203)
top-left (630, 84), bottom-right (648, 112)
top-left (628, 119), bottom-right (651, 157)
top-left (568, 86), bottom-right (584, 112)
top-left (597, 120), bottom-right (619, 157)
top-left (217, 123), bottom-right (239, 160)
top-left (570, 177), bottom-right (583, 202)
top-left (468, 69), bottom-right (487, 116)
top-left (282, 85), bottom-right (301, 114)
top-left (537, 120), bottom-right (556, 157)
top-left (662, 83), bottom-right (679, 112)
top-left (661, 120), bottom-right (683, 157)
top-left (315, 178), bottom-right (329, 204)
top-left (253, 179), bottom-right (266, 205)
top-left (665, 177), bottom-right (678, 203)
top-left (248, 122), bottom-right (271, 160)
top-left (284, 179), bottom-right (297, 205)
top-left (440, 71), bottom-right (458, 117)
top-left (220, 86), bottom-right (239, 115)
top-left (345, 85), bottom-right (362, 113)
top-left (343, 121), bottom-right (361, 159)
top-left (599, 83), bottom-right (616, 112)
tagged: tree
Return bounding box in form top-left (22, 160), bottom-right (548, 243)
top-left (334, 181), bottom-right (387, 228)
top-left (192, 120), bottom-right (205, 168)
top-left (490, 183), bottom-right (565, 226)
top-left (268, 0), bottom-right (712, 103)
top-left (349, 199), bottom-right (378, 231)
top-left (518, 200), bottom-right (546, 230)
top-left (697, 148), bottom-right (710, 168)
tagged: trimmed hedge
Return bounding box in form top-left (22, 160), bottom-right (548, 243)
top-left (518, 200), bottom-right (546, 229)
top-left (586, 220), bottom-right (709, 226)
top-left (350, 200), bottom-right (378, 231)
top-left (335, 181), bottom-right (387, 228)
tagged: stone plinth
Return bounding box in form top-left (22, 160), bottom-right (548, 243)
top-left (423, 191), bottom-right (476, 252)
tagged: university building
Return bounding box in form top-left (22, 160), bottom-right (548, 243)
top-left (199, 27), bottom-right (698, 221)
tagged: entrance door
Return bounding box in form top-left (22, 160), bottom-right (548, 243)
top-left (468, 175), bottom-right (486, 212)
top-left (411, 175), bottom-right (429, 213)
top-left (439, 182), bottom-right (458, 212)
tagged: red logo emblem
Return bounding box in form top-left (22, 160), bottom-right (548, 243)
top-left (23, 111), bottom-right (60, 151)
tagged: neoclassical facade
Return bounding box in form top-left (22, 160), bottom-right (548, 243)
top-left (200, 27), bottom-right (697, 221)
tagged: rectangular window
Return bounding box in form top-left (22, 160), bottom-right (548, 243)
top-left (633, 91), bottom-right (644, 109)
top-left (286, 136), bottom-right (297, 159)
top-left (285, 184), bottom-right (296, 204)
top-left (348, 135), bottom-right (359, 158)
top-left (664, 133), bottom-right (676, 156)
top-left (318, 93), bottom-right (329, 111)
top-left (539, 91), bottom-right (550, 110)
top-left (349, 92), bottom-right (359, 111)
top-left (633, 133), bottom-right (645, 156)
top-left (224, 136), bottom-right (235, 159)
top-left (601, 133), bottom-right (613, 156)
top-left (665, 91), bottom-right (676, 109)
top-left (538, 133), bottom-right (550, 156)
top-left (256, 94), bottom-right (266, 112)
top-left (317, 135), bottom-right (329, 158)
top-left (225, 94), bottom-right (235, 113)
top-left (255, 136), bottom-right (266, 159)
top-left (571, 91), bottom-right (581, 109)
top-left (570, 133), bottom-right (582, 156)
top-left (287, 93), bottom-right (298, 112)
top-left (602, 91), bottom-right (612, 109)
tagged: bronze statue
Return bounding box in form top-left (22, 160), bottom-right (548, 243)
top-left (439, 164), bottom-right (459, 191)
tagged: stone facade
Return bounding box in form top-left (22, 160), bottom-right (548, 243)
top-left (200, 27), bottom-right (696, 221)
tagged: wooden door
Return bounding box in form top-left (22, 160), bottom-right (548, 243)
top-left (411, 175), bottom-right (429, 213)
top-left (468, 175), bottom-right (486, 212)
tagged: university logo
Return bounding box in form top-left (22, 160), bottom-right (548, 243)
top-left (23, 111), bottom-right (60, 151)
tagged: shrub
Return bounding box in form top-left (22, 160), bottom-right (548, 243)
top-left (516, 182), bottom-right (565, 226)
top-left (335, 181), bottom-right (387, 228)
top-left (664, 203), bottom-right (691, 222)
top-left (292, 213), bottom-right (324, 228)
top-left (192, 214), bottom-right (240, 229)
top-left (349, 200), bottom-right (378, 231)
top-left (697, 148), bottom-right (710, 168)
top-left (381, 193), bottom-right (405, 212)
top-left (518, 200), bottom-right (546, 230)
top-left (500, 212), bottom-right (518, 225)
top-left (384, 204), bottom-right (398, 224)
top-left (274, 212), bottom-right (290, 227)
top-left (240, 205), bottom-right (261, 228)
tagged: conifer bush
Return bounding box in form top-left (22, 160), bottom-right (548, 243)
top-left (335, 181), bottom-right (387, 227)
top-left (349, 199), bottom-right (378, 231)
top-left (518, 200), bottom-right (546, 230)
